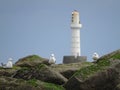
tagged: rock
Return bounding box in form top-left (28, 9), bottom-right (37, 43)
top-left (115, 84), bottom-right (120, 90)
top-left (0, 76), bottom-right (65, 90)
top-left (50, 62), bottom-right (93, 79)
top-left (64, 68), bottom-right (119, 90)
top-left (64, 49), bottom-right (120, 90)
top-left (1, 50), bottom-right (120, 90)
top-left (13, 64), bottom-right (67, 85)
top-left (15, 55), bottom-right (49, 67)
top-left (97, 49), bottom-right (120, 63)
top-left (0, 66), bottom-right (21, 77)
top-left (0, 76), bottom-right (43, 90)
top-left (0, 69), bottom-right (14, 77)
top-left (60, 69), bottom-right (77, 79)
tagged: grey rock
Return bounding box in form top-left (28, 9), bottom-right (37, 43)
top-left (13, 64), bottom-right (67, 85)
top-left (15, 55), bottom-right (50, 67)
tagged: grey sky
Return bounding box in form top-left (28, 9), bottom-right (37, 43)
top-left (0, 0), bottom-right (120, 64)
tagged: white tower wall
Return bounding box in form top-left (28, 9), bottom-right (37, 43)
top-left (71, 10), bottom-right (82, 56)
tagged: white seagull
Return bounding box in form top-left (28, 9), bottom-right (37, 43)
top-left (92, 52), bottom-right (99, 61)
top-left (49, 54), bottom-right (56, 64)
top-left (6, 58), bottom-right (13, 68)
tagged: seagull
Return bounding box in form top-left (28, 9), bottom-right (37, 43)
top-left (92, 52), bottom-right (99, 61)
top-left (49, 54), bottom-right (56, 64)
top-left (6, 58), bottom-right (13, 68)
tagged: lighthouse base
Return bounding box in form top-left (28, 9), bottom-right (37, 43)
top-left (63, 56), bottom-right (87, 64)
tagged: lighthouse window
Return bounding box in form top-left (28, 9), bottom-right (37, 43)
top-left (72, 20), bottom-right (74, 22)
top-left (72, 17), bottom-right (73, 19)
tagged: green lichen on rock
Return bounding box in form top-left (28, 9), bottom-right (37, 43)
top-left (24, 55), bottom-right (43, 61)
top-left (43, 82), bottom-right (65, 90)
top-left (27, 79), bottom-right (38, 87)
top-left (27, 79), bottom-right (65, 90)
top-left (15, 55), bottom-right (49, 67)
top-left (73, 50), bottom-right (120, 80)
top-left (36, 64), bottom-right (46, 70)
top-left (74, 60), bottom-right (110, 80)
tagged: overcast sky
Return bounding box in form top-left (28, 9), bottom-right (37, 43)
top-left (0, 0), bottom-right (120, 64)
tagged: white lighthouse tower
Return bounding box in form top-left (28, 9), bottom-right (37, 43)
top-left (63, 10), bottom-right (87, 64)
top-left (71, 10), bottom-right (82, 56)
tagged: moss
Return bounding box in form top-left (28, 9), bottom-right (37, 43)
top-left (111, 53), bottom-right (120, 59)
top-left (37, 64), bottom-right (46, 69)
top-left (27, 79), bottom-right (65, 90)
top-left (12, 66), bottom-right (21, 70)
top-left (27, 79), bottom-right (38, 87)
top-left (0, 67), bottom-right (3, 69)
top-left (43, 82), bottom-right (65, 90)
top-left (97, 59), bottom-right (110, 66)
top-left (26, 55), bottom-right (43, 61)
top-left (73, 59), bottom-right (110, 80)
top-left (19, 67), bottom-right (30, 73)
top-left (51, 62), bottom-right (93, 73)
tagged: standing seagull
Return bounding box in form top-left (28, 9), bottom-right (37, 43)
top-left (49, 54), bottom-right (56, 64)
top-left (92, 52), bottom-right (99, 61)
top-left (6, 58), bottom-right (13, 68)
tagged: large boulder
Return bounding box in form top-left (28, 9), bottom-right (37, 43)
top-left (15, 55), bottom-right (49, 67)
top-left (61, 69), bottom-right (77, 79)
top-left (50, 62), bottom-right (93, 79)
top-left (0, 76), bottom-right (43, 90)
top-left (64, 49), bottom-right (120, 90)
top-left (0, 66), bottom-right (21, 77)
top-left (64, 68), bottom-right (119, 90)
top-left (115, 84), bottom-right (120, 90)
top-left (13, 64), bottom-right (67, 85)
top-left (0, 76), bottom-right (65, 90)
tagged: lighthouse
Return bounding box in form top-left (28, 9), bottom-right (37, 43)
top-left (71, 10), bottom-right (82, 56)
top-left (63, 10), bottom-right (87, 64)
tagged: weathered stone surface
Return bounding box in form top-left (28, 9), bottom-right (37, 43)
top-left (0, 66), bottom-right (21, 77)
top-left (60, 69), bottom-right (77, 79)
top-left (1, 50), bottom-right (120, 90)
top-left (64, 49), bottom-right (120, 90)
top-left (13, 64), bottom-right (67, 85)
top-left (50, 62), bottom-right (93, 79)
top-left (64, 68), bottom-right (119, 90)
top-left (15, 55), bottom-right (49, 67)
top-left (115, 84), bottom-right (120, 90)
top-left (0, 76), bottom-right (43, 90)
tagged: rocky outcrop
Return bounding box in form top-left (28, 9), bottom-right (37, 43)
top-left (1, 50), bottom-right (120, 90)
top-left (64, 68), bottom-right (119, 90)
top-left (0, 76), bottom-right (65, 90)
top-left (13, 64), bottom-right (67, 85)
top-left (0, 76), bottom-right (43, 90)
top-left (15, 55), bottom-right (49, 67)
top-left (60, 69), bottom-right (77, 79)
top-left (64, 49), bottom-right (120, 90)
top-left (50, 62), bottom-right (93, 79)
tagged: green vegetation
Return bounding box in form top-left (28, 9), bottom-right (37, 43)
top-left (0, 67), bottom-right (3, 69)
top-left (19, 67), bottom-right (30, 73)
top-left (73, 52), bottom-right (120, 80)
top-left (36, 64), bottom-right (46, 69)
top-left (73, 59), bottom-right (111, 80)
top-left (27, 79), bottom-right (38, 87)
top-left (111, 53), bottom-right (120, 59)
top-left (27, 79), bottom-right (65, 90)
top-left (12, 65), bottom-right (21, 70)
top-left (43, 82), bottom-right (65, 90)
top-left (26, 55), bottom-right (43, 61)
top-left (51, 62), bottom-right (93, 72)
